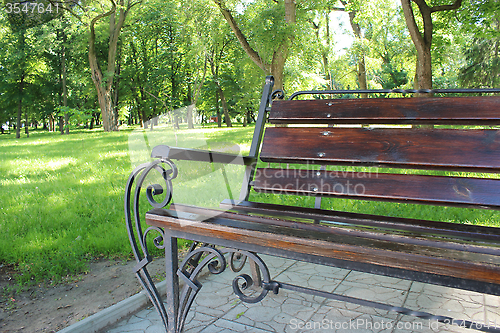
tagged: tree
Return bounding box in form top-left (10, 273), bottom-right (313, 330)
top-left (85, 0), bottom-right (140, 131)
top-left (212, 0), bottom-right (296, 90)
top-left (400, 0), bottom-right (462, 89)
top-left (309, 6), bottom-right (333, 87)
top-left (338, 0), bottom-right (368, 95)
top-left (458, 0), bottom-right (500, 88)
top-left (3, 0), bottom-right (67, 137)
top-left (0, 28), bottom-right (41, 138)
top-left (208, 39), bottom-right (233, 127)
top-left (356, 0), bottom-right (412, 90)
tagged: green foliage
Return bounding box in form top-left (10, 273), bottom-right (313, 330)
top-left (460, 38), bottom-right (500, 88)
top-left (457, 0), bottom-right (500, 88)
top-left (55, 106), bottom-right (95, 130)
top-left (375, 63), bottom-right (408, 89)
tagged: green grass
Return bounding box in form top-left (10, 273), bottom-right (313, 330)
top-left (1, 122), bottom-right (499, 286)
top-left (1, 128), bottom-right (135, 285)
top-left (0, 123), bottom-right (256, 286)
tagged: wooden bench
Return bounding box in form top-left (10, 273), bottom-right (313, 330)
top-left (125, 76), bottom-right (500, 332)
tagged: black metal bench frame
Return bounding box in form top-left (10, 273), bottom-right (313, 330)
top-left (125, 76), bottom-right (500, 333)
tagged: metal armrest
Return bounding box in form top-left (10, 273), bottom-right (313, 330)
top-left (151, 145), bottom-right (256, 165)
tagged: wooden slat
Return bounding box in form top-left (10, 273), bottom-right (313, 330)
top-left (259, 127), bottom-right (500, 172)
top-left (151, 145), bottom-right (255, 165)
top-left (252, 168), bottom-right (500, 209)
top-left (219, 199), bottom-right (500, 238)
top-left (145, 208), bottom-right (500, 288)
top-left (270, 96), bottom-right (500, 125)
top-left (173, 203), bottom-right (500, 250)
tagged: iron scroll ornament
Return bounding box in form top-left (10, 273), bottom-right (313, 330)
top-left (124, 158), bottom-right (178, 329)
top-left (174, 246), bottom-right (273, 332)
top-left (124, 158), bottom-right (272, 332)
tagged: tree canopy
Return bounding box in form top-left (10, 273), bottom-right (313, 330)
top-left (0, 0), bottom-right (497, 134)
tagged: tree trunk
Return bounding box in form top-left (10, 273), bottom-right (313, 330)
top-left (347, 9), bottom-right (368, 97)
top-left (357, 56), bottom-right (368, 92)
top-left (216, 82), bottom-right (232, 127)
top-left (49, 114), bottom-right (54, 132)
top-left (89, 24), bottom-right (115, 130)
top-left (113, 37), bottom-right (122, 126)
top-left (16, 78), bottom-right (23, 139)
top-left (25, 110), bottom-right (29, 137)
top-left (215, 90), bottom-right (221, 128)
top-left (16, 31), bottom-right (25, 139)
top-left (186, 82), bottom-right (193, 129)
top-left (323, 11), bottom-right (332, 87)
top-left (270, 44), bottom-right (288, 92)
top-left (63, 44), bottom-right (69, 134)
top-left (88, 0), bottom-right (131, 132)
top-left (417, 44), bottom-right (433, 90)
top-left (57, 22), bottom-right (69, 134)
top-left (401, 0), bottom-right (462, 90)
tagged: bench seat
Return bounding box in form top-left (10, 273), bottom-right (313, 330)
top-left (146, 201), bottom-right (500, 296)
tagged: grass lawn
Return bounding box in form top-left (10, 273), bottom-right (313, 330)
top-left (1, 122), bottom-right (499, 286)
top-left (0, 123), bottom-right (254, 286)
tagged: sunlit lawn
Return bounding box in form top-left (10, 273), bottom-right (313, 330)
top-left (0, 123), bottom-right (255, 285)
top-left (1, 122), bottom-right (499, 286)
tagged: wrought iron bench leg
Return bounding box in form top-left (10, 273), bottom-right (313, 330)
top-left (165, 235), bottom-right (179, 333)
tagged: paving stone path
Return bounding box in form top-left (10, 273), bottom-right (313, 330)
top-left (106, 255), bottom-right (500, 333)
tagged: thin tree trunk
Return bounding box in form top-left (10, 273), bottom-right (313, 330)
top-left (16, 30), bottom-right (25, 139)
top-left (216, 82), bottom-right (232, 127)
top-left (63, 35), bottom-right (69, 134)
top-left (16, 78), bottom-right (23, 139)
top-left (185, 80), bottom-right (193, 129)
top-left (25, 109), bottom-right (29, 137)
top-left (347, 9), bottom-right (368, 98)
top-left (215, 90), bottom-right (221, 128)
top-left (113, 37), bottom-right (122, 126)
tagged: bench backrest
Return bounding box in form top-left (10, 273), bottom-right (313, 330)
top-left (251, 94), bottom-right (500, 210)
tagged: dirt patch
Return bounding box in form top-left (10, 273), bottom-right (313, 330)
top-left (0, 258), bottom-right (165, 333)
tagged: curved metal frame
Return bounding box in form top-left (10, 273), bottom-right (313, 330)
top-left (288, 87), bottom-right (500, 100)
top-left (124, 158), bottom-right (177, 329)
top-left (124, 157), bottom-right (276, 333)
top-left (174, 247), bottom-right (272, 332)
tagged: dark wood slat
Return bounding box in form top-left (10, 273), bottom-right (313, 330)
top-left (270, 96), bottom-right (500, 125)
top-left (171, 203), bottom-right (500, 252)
top-left (260, 127), bottom-right (500, 172)
top-left (151, 145), bottom-right (255, 165)
top-left (219, 199), bottom-right (500, 239)
top-left (252, 168), bottom-right (500, 209)
top-left (145, 208), bottom-right (500, 286)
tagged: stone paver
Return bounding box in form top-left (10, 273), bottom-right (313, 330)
top-left (104, 255), bottom-right (500, 333)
